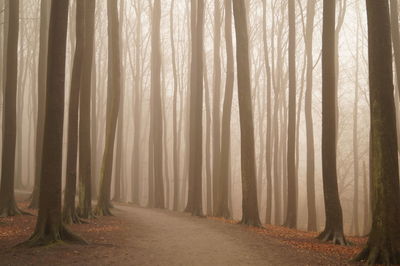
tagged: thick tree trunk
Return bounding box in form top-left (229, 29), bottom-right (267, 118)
top-left (304, 0), bottom-right (317, 232)
top-left (284, 0), bottom-right (297, 229)
top-left (62, 0), bottom-right (85, 225)
top-left (215, 0), bottom-right (233, 219)
top-left (95, 0), bottom-right (121, 216)
top-left (30, 0), bottom-right (50, 210)
top-left (0, 0), bottom-right (25, 217)
top-left (77, 0), bottom-right (95, 218)
top-left (21, 0), bottom-right (86, 246)
top-left (318, 0), bottom-right (347, 245)
top-left (354, 1), bottom-right (400, 263)
top-left (232, 0), bottom-right (261, 227)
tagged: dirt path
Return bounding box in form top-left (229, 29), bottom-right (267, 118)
top-left (105, 205), bottom-right (339, 266)
top-left (1, 202), bottom-right (350, 265)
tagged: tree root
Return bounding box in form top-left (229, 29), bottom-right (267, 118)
top-left (352, 245), bottom-right (400, 265)
top-left (239, 217), bottom-right (263, 228)
top-left (94, 204), bottom-right (113, 216)
top-left (317, 228), bottom-right (348, 245)
top-left (18, 225), bottom-right (87, 247)
top-left (0, 204), bottom-right (33, 217)
top-left (62, 211), bottom-right (88, 225)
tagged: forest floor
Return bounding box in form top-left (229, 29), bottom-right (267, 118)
top-left (0, 195), bottom-right (368, 266)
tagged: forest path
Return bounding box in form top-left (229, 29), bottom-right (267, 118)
top-left (112, 204), bottom-right (338, 266)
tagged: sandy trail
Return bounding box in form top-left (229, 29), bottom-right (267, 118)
top-left (109, 205), bottom-right (337, 266)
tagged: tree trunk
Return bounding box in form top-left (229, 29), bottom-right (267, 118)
top-left (204, 53), bottom-right (212, 216)
top-left (62, 0), bottom-right (85, 225)
top-left (95, 0), bottom-right (121, 216)
top-left (21, 0), bottom-right (86, 246)
top-left (77, 0), bottom-right (95, 218)
top-left (318, 0), bottom-right (347, 245)
top-left (212, 0), bottom-right (222, 216)
top-left (284, 0), bottom-right (297, 229)
top-left (232, 0), bottom-right (261, 227)
top-left (131, 0), bottom-right (142, 205)
top-left (215, 0), bottom-right (233, 219)
top-left (304, 0), bottom-right (317, 232)
top-left (390, 0), bottom-right (400, 101)
top-left (30, 0), bottom-right (50, 210)
top-left (354, 1), bottom-right (400, 263)
top-left (0, 0), bottom-right (23, 217)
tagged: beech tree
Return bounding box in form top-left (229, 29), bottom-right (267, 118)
top-left (318, 0), bottom-right (347, 245)
top-left (232, 0), bottom-right (261, 227)
top-left (21, 0), bottom-right (86, 246)
top-left (95, 0), bottom-right (121, 216)
top-left (0, 0), bottom-right (23, 217)
top-left (354, 0), bottom-right (400, 263)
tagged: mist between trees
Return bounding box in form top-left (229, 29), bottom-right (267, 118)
top-left (0, 0), bottom-right (400, 264)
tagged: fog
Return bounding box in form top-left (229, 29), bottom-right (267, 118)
top-left (1, 0), bottom-right (400, 263)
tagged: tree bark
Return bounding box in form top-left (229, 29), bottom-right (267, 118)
top-left (304, 0), bottom-right (317, 232)
top-left (21, 0), bottom-right (86, 246)
top-left (284, 0), bottom-right (297, 229)
top-left (232, 0), bottom-right (261, 227)
top-left (318, 0), bottom-right (347, 245)
top-left (354, 1), bottom-right (400, 263)
top-left (77, 0), bottom-right (95, 218)
top-left (215, 0), bottom-right (233, 219)
top-left (95, 0), bottom-right (121, 216)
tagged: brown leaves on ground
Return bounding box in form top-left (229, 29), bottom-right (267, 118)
top-left (209, 216), bottom-right (367, 263)
top-left (0, 200), bottom-right (128, 266)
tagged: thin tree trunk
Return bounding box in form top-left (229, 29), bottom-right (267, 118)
top-left (215, 0), bottom-right (233, 219)
top-left (318, 0), bottom-right (347, 245)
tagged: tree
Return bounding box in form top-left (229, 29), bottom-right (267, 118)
top-left (354, 1), bottom-right (400, 263)
top-left (131, 0), bottom-right (142, 205)
top-left (304, 0), bottom-right (317, 232)
top-left (212, 0), bottom-right (222, 216)
top-left (30, 0), bottom-right (51, 209)
top-left (215, 0), bottom-right (233, 219)
top-left (318, 0), bottom-right (347, 245)
top-left (170, 0), bottom-right (180, 211)
top-left (21, 0), bottom-right (86, 246)
top-left (284, 0), bottom-right (297, 229)
top-left (77, 0), bottom-right (96, 219)
top-left (0, 0), bottom-right (23, 217)
top-left (232, 0), bottom-right (261, 227)
top-left (149, 0), bottom-right (165, 209)
top-left (63, 0), bottom-right (85, 225)
top-left (262, 0), bottom-right (273, 225)
top-left (95, 0), bottom-right (121, 216)
top-left (185, 0), bottom-right (204, 216)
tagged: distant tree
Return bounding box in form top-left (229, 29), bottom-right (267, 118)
top-left (215, 0), bottom-right (233, 219)
top-left (232, 0), bottom-right (261, 227)
top-left (63, 0), bottom-right (85, 225)
top-left (318, 0), bottom-right (347, 245)
top-left (21, 0), bottom-right (86, 246)
top-left (95, 0), bottom-right (121, 216)
top-left (131, 0), bottom-right (143, 205)
top-left (212, 0), bottom-right (222, 216)
top-left (77, 0), bottom-right (96, 219)
top-left (354, 1), bottom-right (400, 263)
top-left (304, 0), bottom-right (317, 232)
top-left (390, 0), bottom-right (400, 100)
top-left (0, 0), bottom-right (23, 217)
top-left (262, 0), bottom-right (273, 225)
top-left (284, 0), bottom-right (297, 229)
